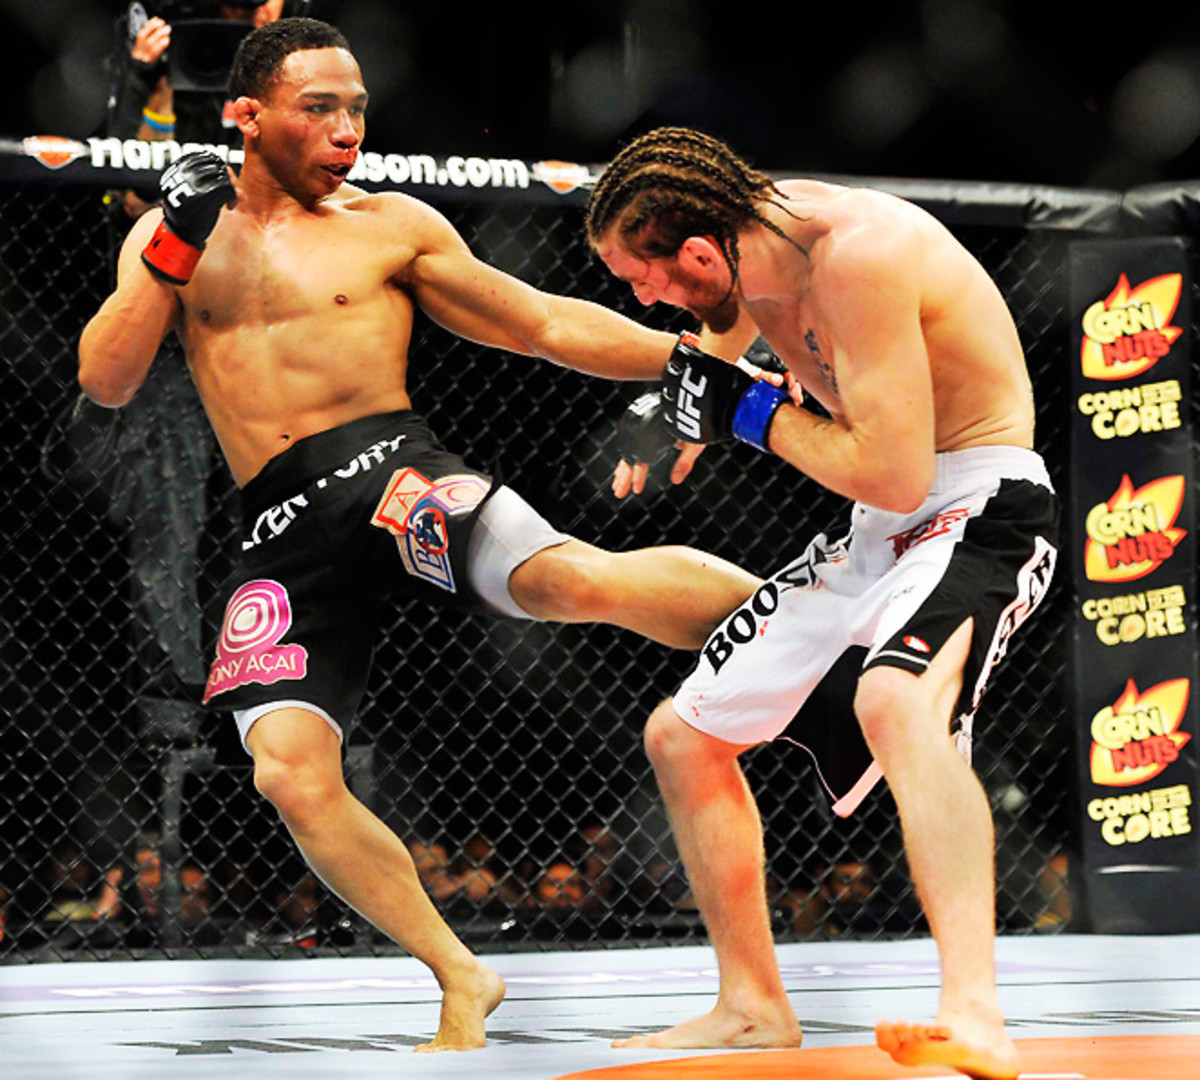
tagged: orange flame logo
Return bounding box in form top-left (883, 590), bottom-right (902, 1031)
top-left (1090, 677), bottom-right (1191, 786)
top-left (1084, 474), bottom-right (1186, 583)
top-left (1081, 273), bottom-right (1183, 381)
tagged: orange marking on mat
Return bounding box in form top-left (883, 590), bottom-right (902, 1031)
top-left (551, 1034), bottom-right (1200, 1080)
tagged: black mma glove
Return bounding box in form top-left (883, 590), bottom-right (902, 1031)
top-left (615, 390), bottom-right (676, 468)
top-left (141, 151), bottom-right (235, 286)
top-left (661, 332), bottom-right (789, 452)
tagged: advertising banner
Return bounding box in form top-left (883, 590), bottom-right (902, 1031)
top-left (1069, 239), bottom-right (1198, 897)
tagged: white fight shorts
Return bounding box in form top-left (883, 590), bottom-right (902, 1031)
top-left (673, 445), bottom-right (1059, 816)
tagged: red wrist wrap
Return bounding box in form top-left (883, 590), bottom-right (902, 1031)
top-left (141, 220), bottom-right (202, 286)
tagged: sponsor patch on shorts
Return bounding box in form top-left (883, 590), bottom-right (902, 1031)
top-left (204, 579), bottom-right (309, 702)
top-left (371, 469), bottom-right (489, 593)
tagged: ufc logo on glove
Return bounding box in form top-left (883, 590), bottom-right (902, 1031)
top-left (661, 333), bottom-right (789, 451)
top-left (675, 365), bottom-right (708, 441)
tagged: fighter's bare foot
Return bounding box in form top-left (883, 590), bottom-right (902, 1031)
top-left (875, 1017), bottom-right (1020, 1080)
top-left (415, 962), bottom-right (506, 1052)
top-left (614, 1005), bottom-right (802, 1050)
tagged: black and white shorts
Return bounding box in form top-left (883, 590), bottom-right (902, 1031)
top-left (201, 410), bottom-right (569, 750)
top-left (673, 445), bottom-right (1059, 816)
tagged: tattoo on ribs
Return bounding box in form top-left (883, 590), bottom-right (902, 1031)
top-left (805, 328), bottom-right (838, 393)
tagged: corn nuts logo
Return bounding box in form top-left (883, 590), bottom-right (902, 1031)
top-left (1089, 677), bottom-right (1191, 787)
top-left (1081, 273), bottom-right (1183, 381)
top-left (1084, 474), bottom-right (1186, 583)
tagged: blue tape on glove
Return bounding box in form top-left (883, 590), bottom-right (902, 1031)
top-left (731, 381), bottom-right (788, 451)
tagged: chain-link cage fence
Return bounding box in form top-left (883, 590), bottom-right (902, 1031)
top-left (1, 171), bottom-right (1082, 962)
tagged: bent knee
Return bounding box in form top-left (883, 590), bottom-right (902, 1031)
top-left (643, 700), bottom-right (740, 771)
top-left (854, 666), bottom-right (926, 754)
top-left (253, 755), bottom-right (346, 827)
top-left (854, 664), bottom-right (963, 765)
top-left (249, 719), bottom-right (347, 827)
top-left (643, 701), bottom-right (681, 766)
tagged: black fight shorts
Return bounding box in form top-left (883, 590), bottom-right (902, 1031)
top-left (203, 411), bottom-right (500, 736)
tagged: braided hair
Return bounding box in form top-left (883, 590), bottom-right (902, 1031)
top-left (585, 127), bottom-right (801, 275)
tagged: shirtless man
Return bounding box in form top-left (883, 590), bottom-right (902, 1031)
top-left (78, 25), bottom-right (761, 1051)
top-left (586, 127), bottom-right (1060, 1080)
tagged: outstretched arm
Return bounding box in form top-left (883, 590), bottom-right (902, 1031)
top-left (401, 200), bottom-right (678, 379)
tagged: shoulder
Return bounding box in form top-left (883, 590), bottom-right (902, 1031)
top-left (116, 205), bottom-right (165, 278)
top-left (335, 186), bottom-right (455, 230)
top-left (818, 190), bottom-right (926, 292)
top-left (123, 204), bottom-right (164, 247)
top-left (332, 186), bottom-right (468, 254)
top-left (800, 192), bottom-right (931, 338)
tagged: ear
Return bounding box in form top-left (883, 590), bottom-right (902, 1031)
top-left (678, 235), bottom-right (726, 270)
top-left (231, 97), bottom-right (262, 139)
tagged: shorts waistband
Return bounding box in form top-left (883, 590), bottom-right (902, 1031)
top-left (241, 410), bottom-right (429, 512)
top-left (932, 445), bottom-right (1053, 493)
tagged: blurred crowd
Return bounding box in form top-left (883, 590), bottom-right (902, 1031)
top-left (0, 817), bottom-right (1072, 954)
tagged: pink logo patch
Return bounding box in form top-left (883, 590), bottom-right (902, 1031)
top-left (203, 579), bottom-right (308, 702)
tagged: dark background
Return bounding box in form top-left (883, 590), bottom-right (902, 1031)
top-left (2, 0), bottom-right (1200, 187)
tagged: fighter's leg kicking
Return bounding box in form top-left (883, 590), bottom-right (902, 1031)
top-left (509, 538), bottom-right (759, 649)
top-left (225, 468), bottom-right (759, 1053)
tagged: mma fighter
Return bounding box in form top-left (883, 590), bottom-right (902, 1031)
top-left (587, 127), bottom-right (1060, 1080)
top-left (79, 20), bottom-right (765, 1051)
